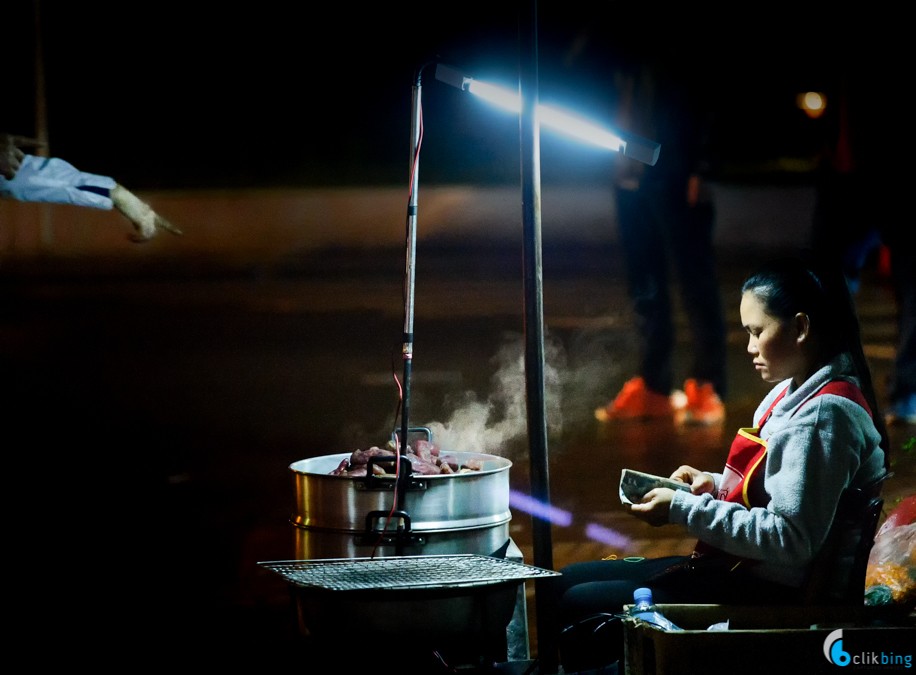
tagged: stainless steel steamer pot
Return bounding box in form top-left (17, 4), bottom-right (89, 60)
top-left (289, 451), bottom-right (513, 558)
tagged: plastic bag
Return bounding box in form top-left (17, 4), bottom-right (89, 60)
top-left (864, 496), bottom-right (915, 607)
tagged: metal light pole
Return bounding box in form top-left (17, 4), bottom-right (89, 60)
top-left (516, 1), bottom-right (560, 670)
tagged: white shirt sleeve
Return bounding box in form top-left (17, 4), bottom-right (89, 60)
top-left (0, 155), bottom-right (115, 209)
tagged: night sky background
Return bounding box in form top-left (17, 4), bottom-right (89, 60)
top-left (5, 2), bottom-right (900, 191)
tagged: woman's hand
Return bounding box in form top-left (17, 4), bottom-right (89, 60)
top-left (628, 487), bottom-right (675, 526)
top-left (670, 465), bottom-right (716, 495)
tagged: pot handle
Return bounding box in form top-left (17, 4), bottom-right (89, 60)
top-left (390, 426), bottom-right (433, 448)
top-left (357, 509), bottom-right (423, 550)
top-left (363, 454), bottom-right (415, 505)
top-left (365, 509), bottom-right (412, 534)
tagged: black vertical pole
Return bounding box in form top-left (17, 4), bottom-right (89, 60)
top-left (517, 1), bottom-right (557, 671)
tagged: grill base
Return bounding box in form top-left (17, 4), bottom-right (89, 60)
top-left (293, 581), bottom-right (520, 668)
top-left (260, 549), bottom-right (558, 669)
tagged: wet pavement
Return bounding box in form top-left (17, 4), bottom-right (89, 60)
top-left (2, 238), bottom-right (913, 670)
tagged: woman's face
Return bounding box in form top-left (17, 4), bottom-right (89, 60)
top-left (740, 290), bottom-right (806, 384)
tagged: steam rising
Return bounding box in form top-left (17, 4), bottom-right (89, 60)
top-left (424, 322), bottom-right (627, 460)
top-left (426, 331), bottom-right (565, 459)
top-left (339, 318), bottom-right (627, 458)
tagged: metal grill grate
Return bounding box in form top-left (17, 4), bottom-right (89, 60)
top-left (258, 554), bottom-right (560, 591)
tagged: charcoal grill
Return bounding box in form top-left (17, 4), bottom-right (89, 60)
top-left (259, 554), bottom-right (560, 668)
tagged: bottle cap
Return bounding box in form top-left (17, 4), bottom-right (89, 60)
top-left (633, 587), bottom-right (653, 603)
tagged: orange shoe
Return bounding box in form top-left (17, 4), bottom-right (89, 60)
top-left (595, 377), bottom-right (675, 422)
top-left (681, 378), bottom-right (725, 425)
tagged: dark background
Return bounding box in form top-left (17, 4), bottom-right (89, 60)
top-left (6, 2), bottom-right (900, 190)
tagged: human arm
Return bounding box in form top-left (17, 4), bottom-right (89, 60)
top-left (628, 465), bottom-right (717, 526)
top-left (669, 396), bottom-right (874, 577)
top-left (0, 151), bottom-right (180, 240)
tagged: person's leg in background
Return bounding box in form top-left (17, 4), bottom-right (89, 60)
top-left (596, 186), bottom-right (676, 421)
top-left (670, 197), bottom-right (727, 424)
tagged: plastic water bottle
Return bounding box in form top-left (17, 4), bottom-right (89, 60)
top-left (628, 587), bottom-right (682, 631)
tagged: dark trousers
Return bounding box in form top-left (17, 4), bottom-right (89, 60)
top-left (551, 555), bottom-right (797, 671)
top-left (614, 185), bottom-right (727, 398)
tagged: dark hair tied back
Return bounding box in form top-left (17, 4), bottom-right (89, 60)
top-left (742, 252), bottom-right (890, 459)
top-left (741, 254), bottom-right (851, 358)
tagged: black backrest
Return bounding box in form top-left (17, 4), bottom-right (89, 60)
top-left (802, 483), bottom-right (885, 605)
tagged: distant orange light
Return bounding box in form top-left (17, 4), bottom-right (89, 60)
top-left (797, 91), bottom-right (827, 119)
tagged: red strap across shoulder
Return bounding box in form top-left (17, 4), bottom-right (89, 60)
top-left (816, 380), bottom-right (872, 418)
top-left (758, 380), bottom-right (871, 428)
top-left (758, 386), bottom-right (789, 427)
